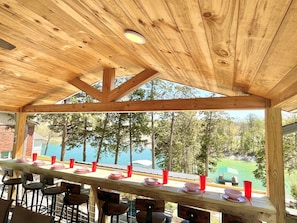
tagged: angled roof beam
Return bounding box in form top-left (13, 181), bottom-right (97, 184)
top-left (68, 77), bottom-right (102, 102)
top-left (107, 69), bottom-right (158, 102)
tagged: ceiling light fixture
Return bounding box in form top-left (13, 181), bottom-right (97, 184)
top-left (124, 29), bottom-right (146, 44)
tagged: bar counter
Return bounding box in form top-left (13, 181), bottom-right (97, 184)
top-left (0, 159), bottom-right (276, 223)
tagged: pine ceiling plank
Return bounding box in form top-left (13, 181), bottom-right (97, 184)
top-left (11, 0), bottom-right (114, 69)
top-left (0, 8), bottom-right (100, 76)
top-left (165, 0), bottom-right (217, 92)
top-left (109, 0), bottom-right (187, 80)
top-left (0, 55), bottom-right (74, 86)
top-left (199, 0), bottom-right (238, 92)
top-left (249, 0), bottom-right (297, 96)
top-left (234, 0), bottom-right (292, 92)
top-left (0, 33), bottom-right (86, 77)
top-left (62, 0), bottom-right (148, 72)
top-left (108, 69), bottom-right (158, 102)
top-left (133, 1), bottom-right (201, 82)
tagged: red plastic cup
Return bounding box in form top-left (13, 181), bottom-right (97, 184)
top-left (200, 175), bottom-right (206, 191)
top-left (92, 161), bottom-right (97, 172)
top-left (51, 155), bottom-right (56, 165)
top-left (162, 169), bottom-right (168, 184)
top-left (127, 165), bottom-right (132, 177)
top-left (69, 158), bottom-right (75, 168)
top-left (32, 153), bottom-right (37, 161)
top-left (244, 180), bottom-right (252, 199)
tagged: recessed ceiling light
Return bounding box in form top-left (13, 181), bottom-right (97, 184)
top-left (124, 30), bottom-right (146, 44)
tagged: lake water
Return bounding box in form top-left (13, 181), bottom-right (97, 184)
top-left (42, 143), bottom-right (295, 198)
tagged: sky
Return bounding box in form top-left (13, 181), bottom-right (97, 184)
top-left (226, 109), bottom-right (295, 121)
top-left (226, 110), bottom-right (264, 120)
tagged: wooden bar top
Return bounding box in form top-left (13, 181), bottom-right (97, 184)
top-left (0, 159), bottom-right (276, 223)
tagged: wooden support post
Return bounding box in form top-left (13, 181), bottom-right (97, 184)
top-left (12, 112), bottom-right (27, 158)
top-left (265, 107), bottom-right (286, 223)
top-left (102, 68), bottom-right (115, 102)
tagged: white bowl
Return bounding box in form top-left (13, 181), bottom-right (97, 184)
top-left (144, 177), bottom-right (158, 186)
top-left (185, 182), bottom-right (200, 192)
top-left (224, 189), bottom-right (242, 199)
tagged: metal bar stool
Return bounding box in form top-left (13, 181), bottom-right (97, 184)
top-left (39, 175), bottom-right (63, 217)
top-left (97, 188), bottom-right (129, 223)
top-left (59, 181), bottom-right (89, 223)
top-left (1, 168), bottom-right (22, 205)
top-left (20, 172), bottom-right (43, 211)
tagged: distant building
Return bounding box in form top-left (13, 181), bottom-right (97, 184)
top-left (0, 113), bottom-right (44, 158)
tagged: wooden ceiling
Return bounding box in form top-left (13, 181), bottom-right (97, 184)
top-left (1, 0), bottom-right (297, 113)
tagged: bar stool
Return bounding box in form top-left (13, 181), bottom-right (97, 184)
top-left (135, 198), bottom-right (167, 223)
top-left (97, 188), bottom-right (129, 223)
top-left (39, 175), bottom-right (63, 217)
top-left (1, 168), bottom-right (22, 205)
top-left (21, 172), bottom-right (43, 211)
top-left (177, 204), bottom-right (210, 223)
top-left (59, 181), bottom-right (89, 223)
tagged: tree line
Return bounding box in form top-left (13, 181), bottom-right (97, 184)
top-left (34, 79), bottom-right (297, 188)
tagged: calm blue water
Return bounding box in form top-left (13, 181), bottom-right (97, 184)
top-left (43, 143), bottom-right (296, 198)
top-left (41, 143), bottom-right (155, 167)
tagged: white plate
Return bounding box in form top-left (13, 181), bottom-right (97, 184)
top-left (181, 187), bottom-right (201, 194)
top-left (108, 174), bottom-right (124, 180)
top-left (222, 194), bottom-right (247, 203)
top-left (74, 167), bottom-right (90, 174)
top-left (142, 182), bottom-right (162, 187)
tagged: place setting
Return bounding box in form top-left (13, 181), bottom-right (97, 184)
top-left (142, 177), bottom-right (163, 187)
top-left (108, 171), bottom-right (125, 180)
top-left (221, 180), bottom-right (253, 204)
top-left (222, 189), bottom-right (247, 203)
top-left (74, 161), bottom-right (97, 174)
top-left (179, 175), bottom-right (206, 196)
top-left (180, 182), bottom-right (201, 194)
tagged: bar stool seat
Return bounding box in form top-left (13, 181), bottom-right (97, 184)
top-left (97, 189), bottom-right (129, 223)
top-left (39, 176), bottom-right (63, 217)
top-left (64, 193), bottom-right (89, 205)
top-left (59, 181), bottom-right (89, 223)
top-left (21, 172), bottom-right (43, 211)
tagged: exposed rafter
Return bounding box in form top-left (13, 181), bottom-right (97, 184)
top-left (68, 77), bottom-right (102, 101)
top-left (107, 69), bottom-right (158, 102)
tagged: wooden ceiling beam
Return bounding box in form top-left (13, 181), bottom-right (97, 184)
top-left (23, 95), bottom-right (267, 113)
top-left (0, 106), bottom-right (20, 112)
top-left (102, 68), bottom-right (115, 103)
top-left (107, 69), bottom-right (158, 102)
top-left (68, 77), bottom-right (102, 102)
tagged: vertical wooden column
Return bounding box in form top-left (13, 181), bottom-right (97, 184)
top-left (265, 107), bottom-right (285, 223)
top-left (102, 68), bottom-right (115, 102)
top-left (12, 112), bottom-right (27, 158)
